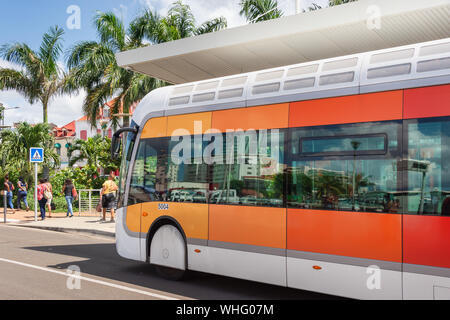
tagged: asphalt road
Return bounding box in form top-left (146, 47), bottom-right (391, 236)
top-left (0, 224), bottom-right (339, 300)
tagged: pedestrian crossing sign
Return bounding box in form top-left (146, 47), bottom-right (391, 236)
top-left (30, 148), bottom-right (44, 163)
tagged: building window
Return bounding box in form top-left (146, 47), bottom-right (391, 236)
top-left (80, 130), bottom-right (87, 141)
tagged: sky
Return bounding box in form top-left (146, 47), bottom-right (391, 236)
top-left (0, 0), bottom-right (329, 127)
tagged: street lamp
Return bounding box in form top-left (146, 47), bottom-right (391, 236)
top-left (0, 103), bottom-right (20, 129)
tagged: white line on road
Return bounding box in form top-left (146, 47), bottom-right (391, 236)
top-left (0, 257), bottom-right (179, 300)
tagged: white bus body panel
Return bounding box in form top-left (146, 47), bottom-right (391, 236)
top-left (403, 272), bottom-right (450, 300)
top-left (115, 208), bottom-right (143, 262)
top-left (187, 245), bottom-right (286, 287)
top-left (287, 257), bottom-right (402, 300)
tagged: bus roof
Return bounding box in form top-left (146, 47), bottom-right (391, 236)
top-left (130, 37), bottom-right (450, 127)
top-left (116, 0), bottom-right (450, 85)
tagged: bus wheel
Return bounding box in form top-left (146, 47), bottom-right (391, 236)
top-left (150, 224), bottom-right (186, 281)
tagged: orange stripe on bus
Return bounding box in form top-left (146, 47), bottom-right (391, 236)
top-left (289, 91), bottom-right (403, 128)
top-left (141, 202), bottom-right (209, 240)
top-left (126, 204), bottom-right (142, 233)
top-left (167, 112), bottom-right (212, 136)
top-left (212, 104), bottom-right (289, 132)
top-left (404, 84), bottom-right (450, 119)
top-left (209, 205), bottom-right (286, 249)
top-left (141, 117), bottom-right (167, 139)
top-left (287, 209), bottom-right (402, 262)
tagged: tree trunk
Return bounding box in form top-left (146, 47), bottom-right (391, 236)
top-left (43, 101), bottom-right (48, 124)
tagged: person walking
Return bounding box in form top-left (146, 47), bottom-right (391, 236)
top-left (62, 179), bottom-right (77, 218)
top-left (44, 178), bottom-right (53, 218)
top-left (101, 172), bottom-right (118, 222)
top-left (37, 178), bottom-right (48, 220)
top-left (3, 175), bottom-right (15, 214)
top-left (17, 177), bottom-right (30, 211)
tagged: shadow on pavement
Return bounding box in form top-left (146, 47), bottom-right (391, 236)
top-left (24, 242), bottom-right (343, 300)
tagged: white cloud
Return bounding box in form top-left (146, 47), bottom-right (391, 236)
top-left (0, 58), bottom-right (85, 127)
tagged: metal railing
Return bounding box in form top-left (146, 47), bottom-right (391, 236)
top-left (78, 189), bottom-right (101, 216)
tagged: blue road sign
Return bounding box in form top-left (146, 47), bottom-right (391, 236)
top-left (30, 148), bottom-right (44, 163)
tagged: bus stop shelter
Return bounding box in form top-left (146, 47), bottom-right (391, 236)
top-left (116, 0), bottom-right (450, 84)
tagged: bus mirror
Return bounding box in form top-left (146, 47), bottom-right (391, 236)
top-left (111, 126), bottom-right (139, 160)
top-left (111, 134), bottom-right (122, 160)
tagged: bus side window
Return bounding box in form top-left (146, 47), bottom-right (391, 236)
top-left (166, 135), bottom-right (209, 204)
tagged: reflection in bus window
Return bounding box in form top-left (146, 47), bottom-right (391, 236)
top-left (287, 121), bottom-right (402, 213)
top-left (209, 130), bottom-right (285, 207)
top-left (407, 119), bottom-right (450, 216)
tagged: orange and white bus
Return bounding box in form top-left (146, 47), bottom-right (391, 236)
top-left (111, 38), bottom-right (450, 300)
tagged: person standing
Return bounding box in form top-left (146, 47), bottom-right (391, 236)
top-left (62, 179), bottom-right (77, 218)
top-left (3, 175), bottom-right (15, 214)
top-left (17, 177), bottom-right (30, 211)
top-left (101, 172), bottom-right (118, 222)
top-left (37, 179), bottom-right (48, 220)
top-left (44, 178), bottom-right (53, 218)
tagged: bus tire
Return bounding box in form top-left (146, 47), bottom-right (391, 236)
top-left (149, 224), bottom-right (186, 281)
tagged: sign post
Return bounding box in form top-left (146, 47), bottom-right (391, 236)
top-left (30, 148), bottom-right (44, 222)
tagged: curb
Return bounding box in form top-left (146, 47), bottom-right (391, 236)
top-left (7, 224), bottom-right (115, 239)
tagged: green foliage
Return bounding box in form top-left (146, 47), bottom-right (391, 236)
top-left (329, 0), bottom-right (358, 6)
top-left (67, 1), bottom-right (227, 129)
top-left (0, 26), bottom-right (77, 123)
top-left (239, 0), bottom-right (283, 23)
top-left (0, 122), bottom-right (59, 186)
top-left (68, 135), bottom-right (120, 170)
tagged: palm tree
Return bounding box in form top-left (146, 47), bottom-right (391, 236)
top-left (68, 135), bottom-right (109, 168)
top-left (0, 26), bottom-right (75, 123)
top-left (306, 0), bottom-right (359, 12)
top-left (239, 0), bottom-right (283, 23)
top-left (329, 0), bottom-right (358, 6)
top-left (68, 1), bottom-right (227, 129)
top-left (0, 122), bottom-right (59, 184)
top-left (129, 1), bottom-right (227, 44)
top-left (67, 13), bottom-right (161, 129)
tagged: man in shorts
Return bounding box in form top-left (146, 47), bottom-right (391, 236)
top-left (101, 172), bottom-right (118, 222)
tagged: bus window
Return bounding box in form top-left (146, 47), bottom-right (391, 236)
top-left (287, 121), bottom-right (402, 213)
top-left (166, 135), bottom-right (209, 203)
top-left (209, 130), bottom-right (285, 207)
top-left (407, 118), bottom-right (450, 215)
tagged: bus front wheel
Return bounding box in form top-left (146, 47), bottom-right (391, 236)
top-left (150, 224), bottom-right (186, 281)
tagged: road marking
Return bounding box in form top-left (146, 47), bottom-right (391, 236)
top-left (0, 257), bottom-right (179, 300)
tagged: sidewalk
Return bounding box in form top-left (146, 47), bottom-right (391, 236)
top-left (0, 209), bottom-right (115, 238)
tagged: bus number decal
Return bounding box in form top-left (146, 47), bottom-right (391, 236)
top-left (158, 203), bottom-right (169, 211)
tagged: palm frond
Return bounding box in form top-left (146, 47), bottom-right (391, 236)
top-left (239, 0), bottom-right (283, 23)
top-left (195, 17), bottom-right (227, 35)
top-left (0, 68), bottom-right (39, 104)
top-left (167, 0), bottom-right (196, 38)
top-left (39, 25), bottom-right (65, 77)
top-left (128, 9), bottom-right (162, 46)
top-left (94, 11), bottom-right (126, 51)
